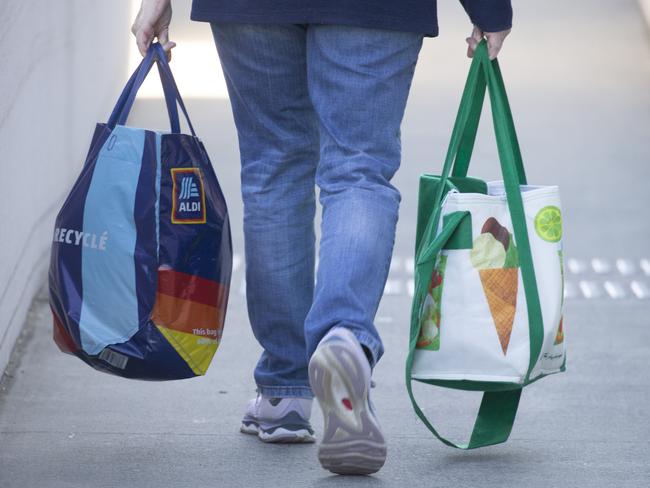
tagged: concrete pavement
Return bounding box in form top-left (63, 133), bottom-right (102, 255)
top-left (2, 1), bottom-right (649, 486)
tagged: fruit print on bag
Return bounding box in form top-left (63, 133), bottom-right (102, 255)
top-left (470, 217), bottom-right (519, 355)
top-left (416, 255), bottom-right (447, 351)
top-left (534, 205), bottom-right (562, 243)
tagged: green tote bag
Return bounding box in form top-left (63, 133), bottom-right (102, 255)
top-left (406, 40), bottom-right (566, 449)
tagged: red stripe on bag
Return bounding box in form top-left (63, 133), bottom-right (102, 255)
top-left (157, 269), bottom-right (227, 308)
top-left (51, 307), bottom-right (78, 354)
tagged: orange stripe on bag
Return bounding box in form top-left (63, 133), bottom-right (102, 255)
top-left (151, 292), bottom-right (225, 341)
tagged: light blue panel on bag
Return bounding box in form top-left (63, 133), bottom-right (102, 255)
top-left (79, 126), bottom-right (145, 355)
top-left (155, 132), bottom-right (162, 257)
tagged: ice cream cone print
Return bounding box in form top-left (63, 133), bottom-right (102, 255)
top-left (471, 217), bottom-right (520, 355)
top-left (478, 268), bottom-right (519, 354)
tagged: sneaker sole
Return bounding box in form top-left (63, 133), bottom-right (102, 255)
top-left (259, 427), bottom-right (316, 444)
top-left (240, 422), bottom-right (259, 435)
top-left (309, 336), bottom-right (387, 475)
top-left (240, 422), bottom-right (315, 444)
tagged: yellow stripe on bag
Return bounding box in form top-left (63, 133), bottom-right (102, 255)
top-left (155, 325), bottom-right (219, 376)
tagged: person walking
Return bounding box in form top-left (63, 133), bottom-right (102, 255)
top-left (132, 0), bottom-right (512, 475)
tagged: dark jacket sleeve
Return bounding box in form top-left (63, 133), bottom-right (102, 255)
top-left (459, 0), bottom-right (513, 32)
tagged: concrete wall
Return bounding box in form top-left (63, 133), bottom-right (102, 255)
top-left (0, 1), bottom-right (130, 374)
top-left (642, 0), bottom-right (650, 27)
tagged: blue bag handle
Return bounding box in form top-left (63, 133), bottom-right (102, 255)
top-left (108, 43), bottom-right (196, 137)
top-left (108, 44), bottom-right (178, 131)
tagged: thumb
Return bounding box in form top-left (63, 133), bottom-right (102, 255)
top-left (466, 25), bottom-right (483, 58)
top-left (471, 25), bottom-right (484, 43)
top-left (157, 28), bottom-right (176, 62)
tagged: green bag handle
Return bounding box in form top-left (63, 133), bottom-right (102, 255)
top-left (450, 51), bottom-right (526, 181)
top-left (406, 40), bottom-right (544, 449)
top-left (415, 41), bottom-right (526, 256)
top-left (484, 51), bottom-right (545, 381)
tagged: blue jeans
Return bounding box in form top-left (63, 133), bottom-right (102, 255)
top-left (211, 24), bottom-right (423, 398)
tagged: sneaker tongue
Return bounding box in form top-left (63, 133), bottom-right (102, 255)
top-left (268, 397), bottom-right (282, 407)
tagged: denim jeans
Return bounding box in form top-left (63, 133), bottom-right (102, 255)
top-left (211, 23), bottom-right (423, 398)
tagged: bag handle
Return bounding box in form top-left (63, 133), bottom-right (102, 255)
top-left (483, 50), bottom-right (544, 380)
top-left (450, 52), bottom-right (526, 181)
top-left (416, 42), bottom-right (525, 258)
top-left (108, 44), bottom-right (178, 132)
top-left (407, 211), bottom-right (522, 449)
top-left (415, 48), bottom-right (484, 258)
top-left (108, 43), bottom-right (196, 137)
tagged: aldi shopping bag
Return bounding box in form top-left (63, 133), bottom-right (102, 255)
top-left (49, 43), bottom-right (232, 380)
top-left (406, 41), bottom-right (566, 448)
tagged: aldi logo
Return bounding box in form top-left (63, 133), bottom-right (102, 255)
top-left (171, 168), bottom-right (206, 224)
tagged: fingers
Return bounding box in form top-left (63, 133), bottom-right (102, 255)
top-left (485, 29), bottom-right (511, 60)
top-left (135, 26), bottom-right (154, 57)
top-left (465, 26), bottom-right (511, 60)
top-left (131, 7), bottom-right (150, 57)
top-left (131, 23), bottom-right (176, 60)
top-left (465, 25), bottom-right (483, 58)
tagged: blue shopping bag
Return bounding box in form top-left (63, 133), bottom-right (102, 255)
top-left (49, 43), bottom-right (232, 380)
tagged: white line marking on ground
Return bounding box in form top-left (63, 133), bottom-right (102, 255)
top-left (567, 258), bottom-right (587, 274)
top-left (591, 258), bottom-right (612, 274)
top-left (640, 259), bottom-right (650, 276)
top-left (232, 254), bottom-right (242, 273)
top-left (405, 257), bottom-right (414, 275)
top-left (383, 279), bottom-right (403, 295)
top-left (579, 280), bottom-right (602, 299)
top-left (630, 281), bottom-right (650, 299)
top-left (603, 281), bottom-right (626, 299)
top-left (239, 278), bottom-right (246, 296)
top-left (376, 316), bottom-right (394, 324)
top-left (407, 279), bottom-right (414, 297)
top-left (615, 258), bottom-right (635, 276)
top-left (564, 281), bottom-right (578, 299)
top-left (389, 257), bottom-right (402, 273)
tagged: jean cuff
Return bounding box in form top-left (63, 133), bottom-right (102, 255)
top-left (349, 329), bottom-right (384, 368)
top-left (256, 384), bottom-right (314, 399)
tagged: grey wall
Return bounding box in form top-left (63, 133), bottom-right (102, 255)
top-left (642, 0), bottom-right (650, 26)
top-left (0, 1), bottom-right (131, 374)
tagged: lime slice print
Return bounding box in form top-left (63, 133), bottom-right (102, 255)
top-left (534, 206), bottom-right (562, 243)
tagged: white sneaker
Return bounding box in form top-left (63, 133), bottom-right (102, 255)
top-left (308, 327), bottom-right (387, 475)
top-left (240, 394), bottom-right (316, 443)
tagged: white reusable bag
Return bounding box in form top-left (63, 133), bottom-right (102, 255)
top-left (406, 41), bottom-right (566, 449)
top-left (411, 182), bottom-right (566, 383)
